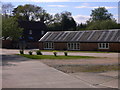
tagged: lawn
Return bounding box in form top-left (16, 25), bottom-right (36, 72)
top-left (35, 50), bottom-right (114, 53)
top-left (20, 54), bottom-right (97, 59)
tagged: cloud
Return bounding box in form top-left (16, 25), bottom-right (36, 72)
top-left (73, 15), bottom-right (90, 24)
top-left (49, 13), bottom-right (56, 15)
top-left (99, 6), bottom-right (117, 9)
top-left (48, 5), bottom-right (67, 7)
top-left (27, 0), bottom-right (69, 2)
top-left (2, 0), bottom-right (119, 2)
top-left (75, 6), bottom-right (117, 9)
top-left (81, 3), bottom-right (90, 6)
top-left (113, 14), bottom-right (118, 18)
top-left (1, 0), bottom-right (70, 2)
top-left (75, 6), bottom-right (88, 8)
top-left (113, 14), bottom-right (118, 23)
top-left (73, 14), bottom-right (118, 24)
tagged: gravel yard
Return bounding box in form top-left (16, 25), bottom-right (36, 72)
top-left (39, 53), bottom-right (118, 73)
top-left (40, 58), bottom-right (118, 66)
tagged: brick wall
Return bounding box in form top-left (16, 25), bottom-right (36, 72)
top-left (27, 42), bottom-right (39, 49)
top-left (2, 40), bottom-right (12, 48)
top-left (109, 43), bottom-right (120, 52)
top-left (80, 43), bottom-right (98, 51)
top-left (80, 43), bottom-right (120, 52)
top-left (54, 42), bottom-right (67, 50)
top-left (39, 42), bottom-right (120, 52)
top-left (39, 42), bottom-right (44, 50)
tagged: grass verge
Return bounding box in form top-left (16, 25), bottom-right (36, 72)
top-left (38, 50), bottom-right (114, 53)
top-left (19, 54), bottom-right (97, 59)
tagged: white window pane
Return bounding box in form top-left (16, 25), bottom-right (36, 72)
top-left (41, 31), bottom-right (44, 35)
top-left (99, 43), bottom-right (109, 49)
top-left (29, 30), bottom-right (32, 35)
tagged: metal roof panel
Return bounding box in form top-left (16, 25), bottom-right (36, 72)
top-left (39, 29), bottom-right (120, 42)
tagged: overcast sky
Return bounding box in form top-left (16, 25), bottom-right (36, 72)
top-left (1, 0), bottom-right (119, 24)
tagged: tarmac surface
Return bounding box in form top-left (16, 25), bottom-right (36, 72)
top-left (1, 49), bottom-right (119, 88)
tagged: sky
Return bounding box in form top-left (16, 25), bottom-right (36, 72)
top-left (1, 0), bottom-right (119, 24)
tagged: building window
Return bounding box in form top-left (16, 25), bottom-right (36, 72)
top-left (44, 42), bottom-right (54, 49)
top-left (41, 31), bottom-right (44, 35)
top-left (28, 36), bottom-right (33, 40)
top-left (98, 43), bottom-right (109, 49)
top-left (67, 43), bottom-right (80, 50)
top-left (29, 30), bottom-right (32, 35)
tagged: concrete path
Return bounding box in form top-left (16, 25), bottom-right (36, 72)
top-left (69, 71), bottom-right (118, 88)
top-left (2, 55), bottom-right (96, 88)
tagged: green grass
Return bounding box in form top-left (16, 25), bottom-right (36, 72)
top-left (19, 54), bottom-right (97, 59)
top-left (38, 50), bottom-right (115, 53)
top-left (52, 65), bottom-right (119, 73)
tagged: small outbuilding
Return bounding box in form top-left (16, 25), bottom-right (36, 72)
top-left (39, 29), bottom-right (120, 52)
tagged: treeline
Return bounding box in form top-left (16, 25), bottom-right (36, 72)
top-left (2, 3), bottom-right (120, 40)
top-left (2, 3), bottom-right (77, 31)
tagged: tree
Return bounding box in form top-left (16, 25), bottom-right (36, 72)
top-left (12, 4), bottom-right (53, 24)
top-left (86, 20), bottom-right (118, 30)
top-left (47, 13), bottom-right (62, 31)
top-left (48, 11), bottom-right (76, 31)
top-left (76, 23), bottom-right (87, 30)
top-left (54, 13), bottom-right (62, 23)
top-left (2, 3), bottom-right (14, 17)
top-left (2, 16), bottom-right (23, 41)
top-left (89, 7), bottom-right (113, 22)
top-left (35, 10), bottom-right (53, 25)
top-left (61, 11), bottom-right (76, 30)
top-left (48, 23), bottom-right (62, 31)
top-left (118, 24), bottom-right (120, 29)
top-left (0, 14), bottom-right (2, 37)
top-left (86, 7), bottom-right (118, 30)
top-left (13, 4), bottom-right (42, 21)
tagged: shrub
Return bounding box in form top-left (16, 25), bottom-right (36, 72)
top-left (29, 51), bottom-right (33, 55)
top-left (64, 51), bottom-right (68, 56)
top-left (20, 50), bottom-right (24, 54)
top-left (53, 51), bottom-right (57, 56)
top-left (36, 50), bottom-right (42, 55)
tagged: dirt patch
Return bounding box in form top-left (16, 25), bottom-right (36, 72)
top-left (41, 58), bottom-right (118, 66)
top-left (40, 57), bottom-right (118, 73)
top-left (49, 65), bottom-right (119, 73)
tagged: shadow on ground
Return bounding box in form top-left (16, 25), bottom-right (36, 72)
top-left (1, 55), bottom-right (31, 66)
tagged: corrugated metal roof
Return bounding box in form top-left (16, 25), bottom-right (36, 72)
top-left (39, 29), bottom-right (120, 42)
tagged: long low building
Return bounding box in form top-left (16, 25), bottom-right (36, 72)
top-left (39, 29), bottom-right (120, 52)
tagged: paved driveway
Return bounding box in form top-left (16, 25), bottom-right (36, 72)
top-left (1, 49), bottom-right (119, 88)
top-left (2, 55), bottom-right (97, 88)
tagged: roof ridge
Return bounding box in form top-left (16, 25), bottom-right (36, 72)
top-left (47, 29), bottom-right (120, 33)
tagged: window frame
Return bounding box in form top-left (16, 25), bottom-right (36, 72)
top-left (44, 42), bottom-right (54, 49)
top-left (29, 30), bottom-right (32, 35)
top-left (67, 42), bottom-right (80, 50)
top-left (98, 43), bottom-right (109, 49)
top-left (41, 31), bottom-right (44, 35)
